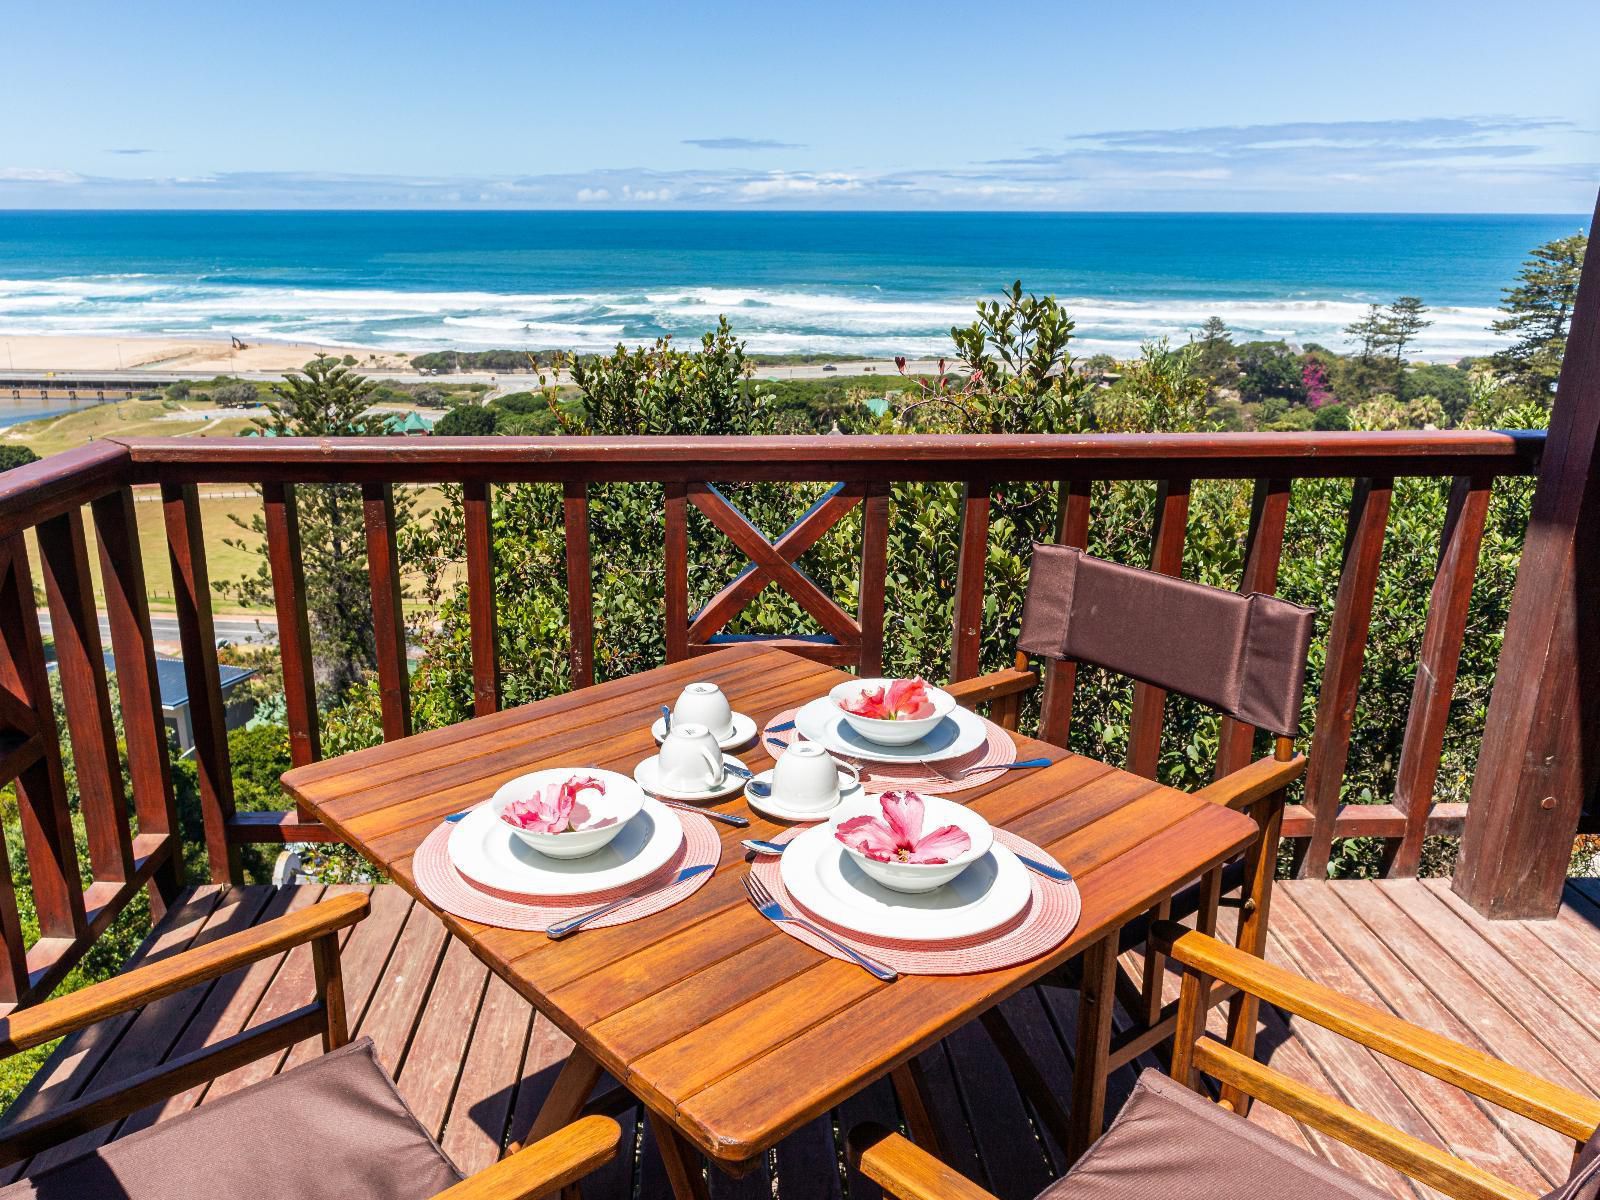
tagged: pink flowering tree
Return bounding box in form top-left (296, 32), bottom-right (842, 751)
top-left (1302, 356), bottom-right (1333, 408)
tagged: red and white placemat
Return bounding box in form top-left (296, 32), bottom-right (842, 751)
top-left (748, 827), bottom-right (1080, 975)
top-left (762, 707), bottom-right (1016, 795)
top-left (413, 809), bottom-right (721, 932)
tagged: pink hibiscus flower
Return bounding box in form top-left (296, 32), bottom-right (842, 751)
top-left (835, 791), bottom-right (971, 864)
top-left (841, 677), bottom-right (935, 721)
top-left (501, 774), bottom-right (612, 834)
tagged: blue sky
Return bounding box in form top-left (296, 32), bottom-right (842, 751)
top-left (3, 0), bottom-right (1597, 211)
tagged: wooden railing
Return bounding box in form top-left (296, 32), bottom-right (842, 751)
top-left (0, 429), bottom-right (1549, 1011)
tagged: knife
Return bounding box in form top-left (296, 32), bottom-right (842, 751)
top-left (545, 863), bottom-right (714, 939)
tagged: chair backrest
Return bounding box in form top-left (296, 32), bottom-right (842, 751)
top-left (1017, 544), bottom-right (1314, 738)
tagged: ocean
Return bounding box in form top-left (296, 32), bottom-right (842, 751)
top-left (0, 210), bottom-right (1587, 361)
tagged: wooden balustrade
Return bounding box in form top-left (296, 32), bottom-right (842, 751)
top-left (0, 428), bottom-right (1560, 1010)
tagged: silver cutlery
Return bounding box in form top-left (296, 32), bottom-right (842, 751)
top-left (920, 755), bottom-right (1052, 782)
top-left (742, 873), bottom-right (897, 982)
top-left (659, 798), bottom-right (749, 828)
top-left (741, 835), bottom-right (1071, 883)
top-left (546, 863), bottom-right (714, 939)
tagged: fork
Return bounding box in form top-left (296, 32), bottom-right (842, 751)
top-left (742, 874), bottom-right (897, 981)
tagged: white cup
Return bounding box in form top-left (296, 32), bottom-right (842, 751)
top-left (673, 682), bottom-right (735, 741)
top-left (657, 723), bottom-right (725, 791)
top-left (771, 742), bottom-right (860, 813)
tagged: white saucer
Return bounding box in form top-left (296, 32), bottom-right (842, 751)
top-left (446, 797), bottom-right (683, 898)
top-left (651, 711), bottom-right (758, 750)
top-left (743, 768), bottom-right (863, 824)
top-left (778, 820), bottom-right (1031, 941)
top-left (633, 754), bottom-right (751, 802)
top-left (792, 697), bottom-right (989, 765)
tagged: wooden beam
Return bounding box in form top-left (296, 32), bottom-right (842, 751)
top-left (263, 482), bottom-right (321, 766)
top-left (1456, 192), bottom-right (1600, 919)
top-left (950, 481), bottom-right (991, 681)
top-left (463, 480), bottom-right (500, 715)
top-left (361, 482), bottom-right (411, 741)
top-left (563, 480), bottom-right (595, 689)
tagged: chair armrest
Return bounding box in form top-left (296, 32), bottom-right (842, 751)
top-left (434, 1116), bottom-right (621, 1200)
top-left (944, 667), bottom-right (1038, 709)
top-left (1191, 752), bottom-right (1306, 811)
top-left (1152, 923), bottom-right (1600, 1143)
top-left (0, 892), bottom-right (370, 1056)
top-left (849, 1123), bottom-right (998, 1200)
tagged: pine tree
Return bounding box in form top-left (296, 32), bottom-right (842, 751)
top-left (1343, 303), bottom-right (1392, 399)
top-left (1492, 233), bottom-right (1587, 394)
top-left (226, 356), bottom-right (413, 698)
top-left (1385, 296), bottom-right (1430, 399)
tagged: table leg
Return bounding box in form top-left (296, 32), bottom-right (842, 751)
top-left (890, 1059), bottom-right (946, 1159)
top-left (517, 1044), bottom-right (603, 1152)
top-left (1068, 933), bottom-right (1118, 1164)
top-left (648, 1109), bottom-right (712, 1200)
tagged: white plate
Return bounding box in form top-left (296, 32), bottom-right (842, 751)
top-left (778, 820), bottom-right (1031, 941)
top-left (651, 711), bottom-right (758, 750)
top-left (792, 697), bottom-right (989, 764)
top-left (634, 754), bottom-right (751, 802)
top-left (743, 768), bottom-right (863, 824)
top-left (447, 796), bottom-right (683, 898)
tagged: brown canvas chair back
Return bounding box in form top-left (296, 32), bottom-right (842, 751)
top-left (1017, 544), bottom-right (1314, 738)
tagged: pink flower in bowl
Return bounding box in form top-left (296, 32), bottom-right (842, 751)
top-left (832, 790), bottom-right (991, 894)
top-left (840, 678), bottom-right (936, 721)
top-left (836, 791), bottom-right (970, 863)
top-left (501, 773), bottom-right (614, 834)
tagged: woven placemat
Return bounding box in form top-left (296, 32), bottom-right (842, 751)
top-left (762, 707), bottom-right (1016, 794)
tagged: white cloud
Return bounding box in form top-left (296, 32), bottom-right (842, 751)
top-left (0, 167), bottom-right (84, 184)
top-left (576, 187), bottom-right (610, 202)
top-left (737, 171), bottom-right (863, 198)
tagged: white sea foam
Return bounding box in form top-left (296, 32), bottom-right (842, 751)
top-left (0, 277), bottom-right (1512, 360)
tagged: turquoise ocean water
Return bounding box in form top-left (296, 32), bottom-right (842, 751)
top-left (0, 210), bottom-right (1587, 361)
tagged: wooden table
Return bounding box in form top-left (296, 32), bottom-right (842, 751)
top-left (284, 646), bottom-right (1256, 1194)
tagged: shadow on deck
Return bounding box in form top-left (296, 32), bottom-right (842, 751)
top-left (4, 877), bottom-right (1598, 1200)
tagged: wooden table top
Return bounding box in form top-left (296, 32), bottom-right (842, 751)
top-left (284, 645), bottom-right (1256, 1166)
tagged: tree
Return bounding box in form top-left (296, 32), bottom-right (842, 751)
top-left (1235, 341), bottom-right (1307, 405)
top-left (1301, 357), bottom-right (1333, 408)
top-left (211, 381), bottom-right (259, 408)
top-left (1492, 232), bottom-right (1587, 394)
top-left (435, 404), bottom-right (497, 436)
top-left (226, 356), bottom-right (410, 698)
top-left (1343, 304), bottom-right (1394, 399)
top-left (1385, 297), bottom-right (1430, 398)
top-left (0, 446), bottom-right (39, 472)
top-left (1192, 316), bottom-right (1236, 385)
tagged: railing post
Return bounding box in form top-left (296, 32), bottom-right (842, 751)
top-left (361, 482), bottom-right (411, 741)
top-left (950, 480), bottom-right (991, 682)
top-left (857, 482), bottom-right (890, 677)
top-left (464, 480), bottom-right (500, 713)
top-left (1456, 192), bottom-right (1600, 918)
top-left (0, 535), bottom-right (86, 939)
top-left (1387, 475), bottom-right (1491, 876)
top-left (1298, 477), bottom-right (1392, 878)
top-left (37, 507), bottom-right (134, 885)
top-left (563, 481), bottom-right (595, 689)
top-left (92, 486), bottom-right (184, 915)
top-left (162, 483), bottom-right (241, 884)
top-left (663, 482), bottom-right (689, 662)
top-left (263, 482), bottom-right (321, 766)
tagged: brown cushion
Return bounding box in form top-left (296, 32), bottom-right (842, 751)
top-left (0, 1036), bottom-right (463, 1200)
top-left (1040, 1069), bottom-right (1391, 1200)
top-left (1548, 1134), bottom-right (1600, 1200)
top-left (1017, 545), bottom-right (1315, 737)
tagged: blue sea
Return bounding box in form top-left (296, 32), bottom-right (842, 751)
top-left (0, 211), bottom-right (1587, 360)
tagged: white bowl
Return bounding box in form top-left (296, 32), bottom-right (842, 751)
top-left (490, 768), bottom-right (644, 860)
top-left (828, 678), bottom-right (957, 746)
top-left (831, 793), bottom-right (994, 893)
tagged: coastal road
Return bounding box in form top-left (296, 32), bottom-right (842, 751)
top-left (37, 608), bottom-right (279, 648)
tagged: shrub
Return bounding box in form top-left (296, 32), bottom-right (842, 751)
top-left (435, 405), bottom-right (498, 436)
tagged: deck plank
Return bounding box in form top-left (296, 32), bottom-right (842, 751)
top-left (399, 935), bottom-right (490, 1138)
top-left (440, 971), bottom-right (536, 1175)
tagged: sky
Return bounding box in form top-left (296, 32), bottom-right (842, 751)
top-left (2, 0), bottom-right (1597, 212)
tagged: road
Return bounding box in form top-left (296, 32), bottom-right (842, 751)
top-left (37, 609), bottom-right (279, 648)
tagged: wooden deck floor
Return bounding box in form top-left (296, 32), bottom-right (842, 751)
top-left (4, 877), bottom-right (1598, 1200)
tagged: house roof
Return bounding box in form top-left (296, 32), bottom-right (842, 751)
top-left (100, 653), bottom-right (257, 710)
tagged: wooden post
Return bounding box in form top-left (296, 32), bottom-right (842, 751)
top-left (463, 480), bottom-right (499, 715)
top-left (361, 482), bottom-right (411, 741)
top-left (1038, 478), bottom-right (1091, 746)
top-left (1455, 194), bottom-right (1600, 919)
top-left (263, 482), bottom-right (321, 767)
top-left (563, 481), bottom-right (595, 689)
top-left (950, 480), bottom-right (991, 682)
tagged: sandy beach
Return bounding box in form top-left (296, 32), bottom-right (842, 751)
top-left (0, 334), bottom-right (412, 374)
